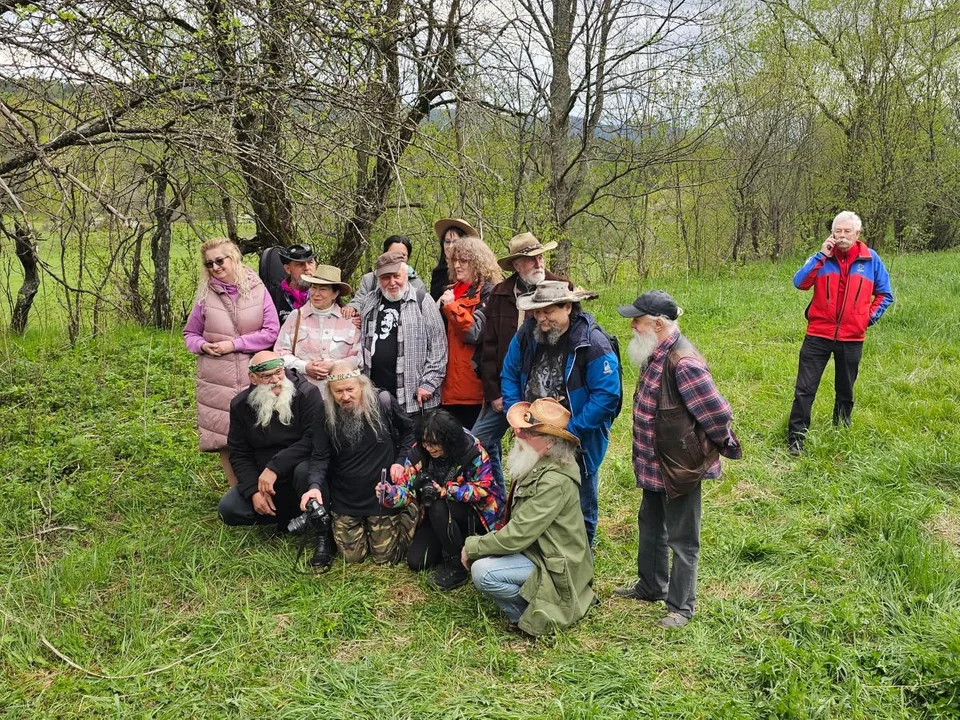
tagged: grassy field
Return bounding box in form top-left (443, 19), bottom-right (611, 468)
top-left (0, 251), bottom-right (958, 718)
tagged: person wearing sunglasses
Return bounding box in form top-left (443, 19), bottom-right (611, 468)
top-left (184, 237), bottom-right (280, 487)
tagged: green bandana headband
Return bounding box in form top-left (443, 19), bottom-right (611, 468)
top-left (249, 357), bottom-right (285, 374)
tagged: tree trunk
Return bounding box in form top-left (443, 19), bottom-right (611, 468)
top-left (9, 221), bottom-right (39, 334)
top-left (150, 164), bottom-right (174, 329)
top-left (222, 194), bottom-right (239, 245)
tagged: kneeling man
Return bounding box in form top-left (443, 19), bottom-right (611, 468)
top-left (218, 352), bottom-right (320, 529)
top-left (462, 398), bottom-right (595, 636)
top-left (302, 361), bottom-right (415, 564)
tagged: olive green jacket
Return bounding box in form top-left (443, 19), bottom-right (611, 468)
top-left (464, 457), bottom-right (595, 636)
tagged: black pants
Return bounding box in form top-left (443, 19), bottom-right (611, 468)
top-left (217, 460), bottom-right (313, 527)
top-left (407, 498), bottom-right (483, 570)
top-left (788, 335), bottom-right (864, 444)
top-left (443, 404), bottom-right (482, 430)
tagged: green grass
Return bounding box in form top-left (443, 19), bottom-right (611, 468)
top-left (1, 252), bottom-right (959, 718)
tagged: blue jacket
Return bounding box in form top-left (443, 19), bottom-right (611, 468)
top-left (501, 312), bottom-right (620, 474)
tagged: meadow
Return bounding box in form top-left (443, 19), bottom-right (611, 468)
top-left (0, 250), bottom-right (958, 718)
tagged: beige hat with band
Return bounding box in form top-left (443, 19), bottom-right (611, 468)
top-left (506, 397), bottom-right (580, 445)
top-left (302, 265), bottom-right (352, 295)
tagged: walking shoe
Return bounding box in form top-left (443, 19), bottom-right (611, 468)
top-left (659, 612), bottom-right (689, 628)
top-left (309, 529), bottom-right (335, 572)
top-left (788, 438), bottom-right (804, 456)
top-left (506, 621), bottom-right (533, 638)
top-left (612, 584), bottom-right (663, 602)
top-left (430, 558), bottom-right (470, 591)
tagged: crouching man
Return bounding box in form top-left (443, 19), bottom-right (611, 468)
top-left (218, 352), bottom-right (320, 531)
top-left (461, 398), bottom-right (595, 636)
top-left (301, 361), bottom-right (416, 564)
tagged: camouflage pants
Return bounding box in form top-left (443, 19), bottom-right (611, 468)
top-left (332, 505), bottom-right (417, 564)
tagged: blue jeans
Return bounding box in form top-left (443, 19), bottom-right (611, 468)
top-left (472, 404), bottom-right (509, 490)
top-left (470, 554), bottom-right (535, 622)
top-left (577, 455), bottom-right (599, 547)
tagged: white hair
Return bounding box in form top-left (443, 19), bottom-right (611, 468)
top-left (832, 211), bottom-right (862, 233)
top-left (247, 377), bottom-right (296, 428)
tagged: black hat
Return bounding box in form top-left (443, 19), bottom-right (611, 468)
top-left (278, 243), bottom-right (315, 263)
top-left (617, 290), bottom-right (682, 320)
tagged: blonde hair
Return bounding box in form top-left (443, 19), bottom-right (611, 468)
top-left (194, 237), bottom-right (256, 303)
top-left (448, 235), bottom-right (503, 285)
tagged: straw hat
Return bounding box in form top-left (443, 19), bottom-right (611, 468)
top-left (302, 265), bottom-right (352, 295)
top-left (506, 398), bottom-right (580, 445)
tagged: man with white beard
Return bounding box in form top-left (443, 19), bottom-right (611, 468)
top-left (218, 351), bottom-right (321, 531)
top-left (613, 290), bottom-right (742, 628)
top-left (302, 361), bottom-right (416, 565)
top-left (474, 233), bottom-right (570, 493)
top-left (359, 251), bottom-right (447, 417)
top-left (461, 398), bottom-right (595, 636)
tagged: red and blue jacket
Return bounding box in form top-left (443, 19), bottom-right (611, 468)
top-left (794, 240), bottom-right (893, 342)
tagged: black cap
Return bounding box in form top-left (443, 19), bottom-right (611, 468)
top-left (617, 290), bottom-right (681, 319)
top-left (278, 243), bottom-right (315, 263)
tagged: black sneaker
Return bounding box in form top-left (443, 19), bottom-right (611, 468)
top-left (788, 438), bottom-right (804, 456)
top-left (430, 559), bottom-right (470, 591)
top-left (310, 529), bottom-right (335, 572)
top-left (612, 584), bottom-right (663, 602)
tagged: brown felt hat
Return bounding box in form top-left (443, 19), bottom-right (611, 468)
top-left (497, 232), bottom-right (558, 271)
top-left (515, 280), bottom-right (598, 311)
top-left (506, 398), bottom-right (580, 445)
top-left (434, 218), bottom-right (480, 241)
top-left (374, 251), bottom-right (407, 277)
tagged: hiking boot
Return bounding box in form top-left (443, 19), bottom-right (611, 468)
top-left (659, 612), bottom-right (690, 628)
top-left (612, 583), bottom-right (663, 602)
top-left (430, 558), bottom-right (470, 591)
top-left (309, 528), bottom-right (335, 572)
top-left (788, 438), bottom-right (804, 456)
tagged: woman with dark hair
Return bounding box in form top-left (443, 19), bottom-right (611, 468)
top-left (344, 234), bottom-right (426, 316)
top-left (274, 265), bottom-right (361, 388)
top-left (430, 218), bottom-right (479, 300)
top-left (376, 409), bottom-right (505, 590)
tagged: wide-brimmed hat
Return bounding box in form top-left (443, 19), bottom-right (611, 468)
top-left (617, 289), bottom-right (682, 320)
top-left (497, 232), bottom-right (558, 271)
top-left (434, 218), bottom-right (479, 241)
top-left (506, 398), bottom-right (580, 445)
top-left (278, 243), bottom-right (315, 263)
top-left (516, 280), bottom-right (598, 311)
top-left (302, 265), bottom-right (352, 295)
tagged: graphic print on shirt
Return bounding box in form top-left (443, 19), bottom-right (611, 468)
top-left (525, 346), bottom-right (568, 406)
top-left (370, 302), bottom-right (400, 354)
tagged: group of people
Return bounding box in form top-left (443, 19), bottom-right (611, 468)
top-left (182, 210), bottom-right (892, 635)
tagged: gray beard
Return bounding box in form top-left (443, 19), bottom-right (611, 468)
top-left (628, 330), bottom-right (659, 371)
top-left (518, 268), bottom-right (545, 287)
top-left (290, 277), bottom-right (310, 290)
top-left (382, 287), bottom-right (404, 302)
top-left (248, 378), bottom-right (296, 428)
top-left (333, 404), bottom-right (366, 447)
top-left (533, 326), bottom-right (564, 346)
top-left (506, 438), bottom-right (542, 481)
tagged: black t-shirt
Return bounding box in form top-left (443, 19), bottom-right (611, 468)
top-left (525, 333), bottom-right (570, 409)
top-left (370, 298), bottom-right (401, 394)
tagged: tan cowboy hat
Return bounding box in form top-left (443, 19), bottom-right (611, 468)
top-left (506, 398), bottom-right (580, 445)
top-left (434, 218), bottom-right (480, 240)
top-left (516, 280), bottom-right (598, 311)
top-left (302, 265), bottom-right (352, 295)
top-left (497, 232), bottom-right (558, 271)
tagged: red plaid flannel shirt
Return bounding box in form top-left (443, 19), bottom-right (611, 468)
top-left (632, 330), bottom-right (741, 491)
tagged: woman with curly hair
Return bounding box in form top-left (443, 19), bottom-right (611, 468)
top-left (183, 237), bottom-right (279, 486)
top-left (437, 235), bottom-right (502, 428)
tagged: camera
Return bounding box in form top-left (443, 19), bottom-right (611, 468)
top-left (287, 498), bottom-right (329, 534)
top-left (412, 471), bottom-right (441, 508)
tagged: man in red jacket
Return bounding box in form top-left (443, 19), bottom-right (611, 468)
top-left (788, 211), bottom-right (894, 455)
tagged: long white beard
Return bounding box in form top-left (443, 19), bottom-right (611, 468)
top-left (519, 268), bottom-right (545, 287)
top-left (628, 330), bottom-right (659, 370)
top-left (506, 438), bottom-right (542, 481)
top-left (248, 377), bottom-right (296, 428)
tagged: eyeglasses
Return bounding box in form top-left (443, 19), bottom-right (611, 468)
top-left (204, 257), bottom-right (228, 269)
top-left (254, 368), bottom-right (285, 383)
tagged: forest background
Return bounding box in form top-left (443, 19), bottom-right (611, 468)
top-left (1, 1), bottom-right (959, 716)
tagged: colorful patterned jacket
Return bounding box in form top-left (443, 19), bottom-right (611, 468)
top-left (380, 432), bottom-right (505, 532)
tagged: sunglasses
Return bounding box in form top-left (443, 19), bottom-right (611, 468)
top-left (203, 257), bottom-right (228, 269)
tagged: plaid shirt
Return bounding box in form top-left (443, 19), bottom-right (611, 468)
top-left (633, 330), bottom-right (741, 491)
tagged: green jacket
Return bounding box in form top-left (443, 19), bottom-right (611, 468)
top-left (464, 457), bottom-right (595, 636)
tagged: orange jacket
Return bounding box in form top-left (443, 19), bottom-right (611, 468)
top-left (441, 281), bottom-right (493, 406)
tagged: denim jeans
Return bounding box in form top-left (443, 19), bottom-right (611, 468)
top-left (471, 403), bottom-right (509, 490)
top-left (470, 553), bottom-right (535, 622)
top-left (577, 454), bottom-right (599, 547)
